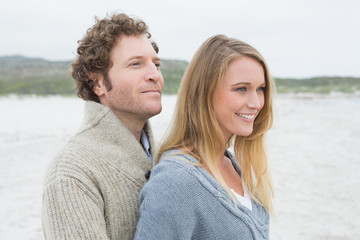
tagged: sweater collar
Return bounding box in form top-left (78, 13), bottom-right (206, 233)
top-left (80, 101), bottom-right (155, 173)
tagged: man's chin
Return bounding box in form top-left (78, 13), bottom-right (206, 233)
top-left (151, 106), bottom-right (162, 116)
top-left (143, 105), bottom-right (162, 118)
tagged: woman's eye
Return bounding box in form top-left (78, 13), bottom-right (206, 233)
top-left (236, 87), bottom-right (247, 92)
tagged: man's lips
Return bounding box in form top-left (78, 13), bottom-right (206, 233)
top-left (141, 89), bottom-right (161, 94)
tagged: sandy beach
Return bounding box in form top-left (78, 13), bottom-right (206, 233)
top-left (0, 94), bottom-right (359, 240)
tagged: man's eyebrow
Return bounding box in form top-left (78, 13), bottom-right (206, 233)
top-left (127, 56), bottom-right (161, 61)
top-left (153, 56), bottom-right (161, 62)
top-left (127, 56), bottom-right (143, 61)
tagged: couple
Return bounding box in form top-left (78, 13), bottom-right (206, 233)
top-left (42, 12), bottom-right (274, 240)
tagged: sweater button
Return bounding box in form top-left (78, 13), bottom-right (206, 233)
top-left (145, 170), bottom-right (151, 180)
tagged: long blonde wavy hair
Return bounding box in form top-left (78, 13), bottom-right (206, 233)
top-left (157, 34), bottom-right (275, 213)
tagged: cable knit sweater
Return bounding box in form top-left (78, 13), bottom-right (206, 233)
top-left (42, 101), bottom-right (156, 240)
top-left (135, 150), bottom-right (270, 240)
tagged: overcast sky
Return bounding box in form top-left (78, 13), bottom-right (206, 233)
top-left (1, 0), bottom-right (359, 78)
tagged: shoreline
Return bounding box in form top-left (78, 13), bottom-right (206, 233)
top-left (1, 91), bottom-right (360, 100)
top-left (275, 91), bottom-right (360, 99)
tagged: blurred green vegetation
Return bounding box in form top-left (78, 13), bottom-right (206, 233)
top-left (0, 56), bottom-right (75, 96)
top-left (1, 56), bottom-right (359, 96)
top-left (0, 55), bottom-right (188, 96)
top-left (275, 77), bottom-right (360, 94)
top-left (160, 59), bottom-right (188, 94)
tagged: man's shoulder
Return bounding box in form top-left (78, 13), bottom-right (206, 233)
top-left (44, 141), bottom-right (96, 181)
top-left (52, 134), bottom-right (98, 163)
top-left (45, 131), bottom-right (151, 186)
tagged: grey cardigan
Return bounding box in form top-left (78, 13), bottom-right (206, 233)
top-left (135, 150), bottom-right (270, 240)
top-left (42, 101), bottom-right (155, 240)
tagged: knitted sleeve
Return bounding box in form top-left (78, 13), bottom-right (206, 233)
top-left (134, 159), bottom-right (203, 240)
top-left (42, 176), bottom-right (108, 240)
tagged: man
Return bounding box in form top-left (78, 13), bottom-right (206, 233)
top-left (42, 13), bottom-right (163, 240)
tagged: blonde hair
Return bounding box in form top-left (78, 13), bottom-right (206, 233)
top-left (157, 34), bottom-right (274, 212)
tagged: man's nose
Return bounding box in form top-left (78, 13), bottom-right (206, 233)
top-left (145, 63), bottom-right (161, 82)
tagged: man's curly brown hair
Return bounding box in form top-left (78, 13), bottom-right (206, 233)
top-left (71, 13), bottom-right (159, 102)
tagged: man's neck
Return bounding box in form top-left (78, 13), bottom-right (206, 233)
top-left (114, 112), bottom-right (146, 143)
top-left (98, 99), bottom-right (147, 143)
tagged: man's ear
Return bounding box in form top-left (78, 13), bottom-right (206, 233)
top-left (89, 73), bottom-right (106, 97)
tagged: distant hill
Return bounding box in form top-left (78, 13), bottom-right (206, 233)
top-left (275, 76), bottom-right (360, 94)
top-left (0, 55), bottom-right (188, 95)
top-left (0, 56), bottom-right (75, 95)
top-left (0, 55), bottom-right (359, 95)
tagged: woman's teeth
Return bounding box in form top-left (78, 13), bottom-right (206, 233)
top-left (236, 113), bottom-right (255, 119)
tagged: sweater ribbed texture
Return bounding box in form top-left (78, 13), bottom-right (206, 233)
top-left (42, 101), bottom-right (155, 240)
top-left (135, 150), bottom-right (270, 240)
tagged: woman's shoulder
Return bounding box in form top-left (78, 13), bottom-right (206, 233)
top-left (143, 150), bottom-right (224, 201)
top-left (160, 149), bottom-right (199, 165)
top-left (139, 151), bottom-right (205, 205)
top-left (151, 150), bottom-right (199, 181)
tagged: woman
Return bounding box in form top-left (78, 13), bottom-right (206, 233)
top-left (135, 34), bottom-right (275, 240)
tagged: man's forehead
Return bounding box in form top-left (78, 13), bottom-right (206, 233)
top-left (112, 35), bottom-right (158, 61)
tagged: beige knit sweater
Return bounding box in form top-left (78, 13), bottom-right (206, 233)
top-left (42, 101), bottom-right (156, 240)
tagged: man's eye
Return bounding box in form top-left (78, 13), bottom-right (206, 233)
top-left (131, 62), bottom-right (140, 66)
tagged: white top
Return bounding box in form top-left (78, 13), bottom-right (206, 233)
top-left (230, 186), bottom-right (253, 212)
